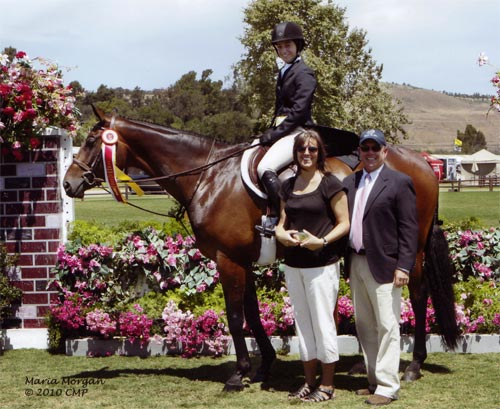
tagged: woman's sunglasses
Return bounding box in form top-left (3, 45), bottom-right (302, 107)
top-left (297, 145), bottom-right (319, 153)
top-left (360, 145), bottom-right (382, 152)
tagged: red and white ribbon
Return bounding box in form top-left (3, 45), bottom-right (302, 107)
top-left (101, 130), bottom-right (126, 203)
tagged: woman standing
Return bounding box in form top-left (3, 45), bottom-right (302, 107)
top-left (256, 21), bottom-right (317, 235)
top-left (275, 130), bottom-right (350, 402)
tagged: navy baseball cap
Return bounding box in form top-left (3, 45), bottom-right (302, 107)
top-left (359, 129), bottom-right (386, 146)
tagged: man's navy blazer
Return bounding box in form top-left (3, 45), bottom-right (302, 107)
top-left (344, 165), bottom-right (419, 283)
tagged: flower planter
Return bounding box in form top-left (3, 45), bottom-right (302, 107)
top-left (66, 334), bottom-right (500, 358)
top-left (66, 337), bottom-right (182, 358)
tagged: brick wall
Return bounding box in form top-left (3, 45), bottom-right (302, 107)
top-left (0, 129), bottom-right (74, 329)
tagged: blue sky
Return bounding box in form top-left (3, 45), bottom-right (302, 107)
top-left (1, 0), bottom-right (498, 95)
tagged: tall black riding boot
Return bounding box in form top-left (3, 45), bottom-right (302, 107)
top-left (261, 170), bottom-right (281, 217)
top-left (255, 170), bottom-right (281, 235)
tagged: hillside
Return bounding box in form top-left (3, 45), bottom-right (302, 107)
top-left (386, 84), bottom-right (500, 153)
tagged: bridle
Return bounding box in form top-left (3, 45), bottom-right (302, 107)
top-left (70, 119), bottom-right (261, 219)
top-left (70, 140), bottom-right (105, 188)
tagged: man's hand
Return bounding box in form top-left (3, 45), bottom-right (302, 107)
top-left (394, 269), bottom-right (409, 288)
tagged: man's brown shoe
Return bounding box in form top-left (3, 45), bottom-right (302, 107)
top-left (356, 389), bottom-right (374, 396)
top-left (365, 394), bottom-right (393, 406)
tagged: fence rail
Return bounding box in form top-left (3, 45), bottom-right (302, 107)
top-left (440, 176), bottom-right (499, 191)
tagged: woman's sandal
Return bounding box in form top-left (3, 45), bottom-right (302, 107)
top-left (288, 383), bottom-right (314, 399)
top-left (301, 386), bottom-right (335, 402)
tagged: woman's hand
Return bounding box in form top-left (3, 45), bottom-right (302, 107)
top-left (276, 229), bottom-right (301, 247)
top-left (292, 229), bottom-right (323, 250)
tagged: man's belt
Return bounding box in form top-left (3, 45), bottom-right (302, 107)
top-left (350, 247), bottom-right (366, 255)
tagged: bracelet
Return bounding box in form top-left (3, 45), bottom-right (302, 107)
top-left (322, 237), bottom-right (328, 247)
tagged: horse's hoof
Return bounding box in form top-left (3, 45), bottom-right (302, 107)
top-left (223, 382), bottom-right (245, 392)
top-left (251, 354), bottom-right (275, 383)
top-left (402, 369), bottom-right (422, 382)
top-left (223, 372), bottom-right (246, 392)
top-left (402, 361), bottom-right (423, 382)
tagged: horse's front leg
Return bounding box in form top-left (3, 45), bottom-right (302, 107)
top-left (243, 273), bottom-right (276, 383)
top-left (403, 254), bottom-right (427, 382)
top-left (218, 255), bottom-right (252, 391)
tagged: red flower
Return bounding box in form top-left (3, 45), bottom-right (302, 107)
top-left (15, 51), bottom-right (26, 59)
top-left (29, 138), bottom-right (41, 150)
top-left (12, 150), bottom-right (24, 161)
top-left (24, 108), bottom-right (37, 119)
top-left (2, 106), bottom-right (15, 116)
top-left (0, 83), bottom-right (11, 96)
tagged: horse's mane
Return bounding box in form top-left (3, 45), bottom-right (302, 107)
top-left (121, 115), bottom-right (239, 147)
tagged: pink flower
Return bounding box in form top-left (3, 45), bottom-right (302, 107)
top-left (166, 254), bottom-right (177, 266)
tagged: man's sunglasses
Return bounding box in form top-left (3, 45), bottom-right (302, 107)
top-left (297, 146), bottom-right (319, 153)
top-left (360, 145), bottom-right (382, 152)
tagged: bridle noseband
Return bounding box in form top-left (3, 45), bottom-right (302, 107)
top-left (71, 140), bottom-right (105, 188)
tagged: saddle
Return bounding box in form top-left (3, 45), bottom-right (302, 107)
top-left (241, 126), bottom-right (360, 198)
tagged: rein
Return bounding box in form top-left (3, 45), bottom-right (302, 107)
top-left (122, 142), bottom-right (258, 183)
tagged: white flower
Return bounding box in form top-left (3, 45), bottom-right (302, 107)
top-left (0, 54), bottom-right (9, 66)
top-left (478, 52), bottom-right (489, 66)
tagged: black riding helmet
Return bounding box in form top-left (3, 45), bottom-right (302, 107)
top-left (271, 21), bottom-right (305, 52)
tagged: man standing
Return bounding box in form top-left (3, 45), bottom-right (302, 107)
top-left (344, 129), bottom-right (418, 406)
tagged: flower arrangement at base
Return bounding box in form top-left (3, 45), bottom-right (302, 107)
top-left (47, 225), bottom-right (500, 356)
top-left (118, 304), bottom-right (153, 347)
top-left (0, 50), bottom-right (80, 160)
top-left (162, 301), bottom-right (230, 358)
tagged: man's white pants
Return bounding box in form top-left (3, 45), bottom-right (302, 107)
top-left (284, 262), bottom-right (340, 363)
top-left (349, 254), bottom-right (402, 400)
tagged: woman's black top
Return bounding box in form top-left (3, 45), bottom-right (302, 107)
top-left (281, 174), bottom-right (346, 268)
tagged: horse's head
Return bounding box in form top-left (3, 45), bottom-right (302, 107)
top-left (63, 105), bottom-right (128, 198)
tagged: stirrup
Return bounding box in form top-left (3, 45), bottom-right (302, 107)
top-left (255, 215), bottom-right (278, 237)
top-left (255, 224), bottom-right (275, 237)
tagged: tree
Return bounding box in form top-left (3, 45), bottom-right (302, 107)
top-left (234, 0), bottom-right (409, 142)
top-left (130, 86), bottom-right (144, 109)
top-left (457, 124), bottom-right (487, 154)
top-left (1, 46), bottom-right (17, 62)
top-left (164, 70), bottom-right (254, 142)
top-left (167, 71), bottom-right (207, 122)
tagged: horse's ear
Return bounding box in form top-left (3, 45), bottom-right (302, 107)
top-left (91, 104), bottom-right (106, 121)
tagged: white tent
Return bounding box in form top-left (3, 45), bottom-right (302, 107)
top-left (460, 149), bottom-right (500, 177)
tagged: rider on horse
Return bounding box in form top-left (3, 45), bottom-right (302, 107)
top-left (256, 21), bottom-right (317, 236)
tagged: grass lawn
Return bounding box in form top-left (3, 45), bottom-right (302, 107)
top-left (1, 350), bottom-right (499, 409)
top-left (75, 191), bottom-right (500, 229)
top-left (438, 190), bottom-right (499, 228)
top-left (74, 194), bottom-right (177, 226)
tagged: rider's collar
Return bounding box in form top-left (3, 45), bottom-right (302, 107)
top-left (280, 56), bottom-right (301, 76)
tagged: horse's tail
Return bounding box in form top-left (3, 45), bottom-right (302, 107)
top-left (424, 221), bottom-right (460, 349)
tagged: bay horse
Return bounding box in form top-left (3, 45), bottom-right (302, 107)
top-left (63, 106), bottom-right (459, 391)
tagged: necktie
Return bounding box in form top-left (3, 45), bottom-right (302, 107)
top-left (352, 173), bottom-right (371, 252)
